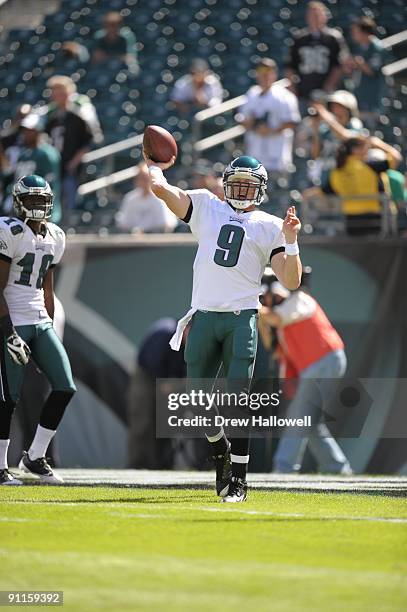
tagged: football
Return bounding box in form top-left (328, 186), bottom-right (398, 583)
top-left (143, 125), bottom-right (178, 163)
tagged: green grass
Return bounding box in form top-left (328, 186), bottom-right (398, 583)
top-left (1, 487), bottom-right (406, 611)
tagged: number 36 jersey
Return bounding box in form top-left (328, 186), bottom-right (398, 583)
top-left (0, 217), bottom-right (65, 326)
top-left (185, 189), bottom-right (286, 311)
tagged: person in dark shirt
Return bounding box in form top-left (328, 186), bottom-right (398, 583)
top-left (44, 76), bottom-right (100, 211)
top-left (285, 1), bottom-right (348, 107)
top-left (302, 136), bottom-right (402, 235)
top-left (127, 318), bottom-right (187, 469)
top-left (92, 12), bottom-right (139, 75)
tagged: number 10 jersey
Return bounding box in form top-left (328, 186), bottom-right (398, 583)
top-left (0, 217), bottom-right (65, 326)
top-left (185, 189), bottom-right (286, 312)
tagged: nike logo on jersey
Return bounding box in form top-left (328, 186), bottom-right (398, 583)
top-left (229, 216), bottom-right (244, 224)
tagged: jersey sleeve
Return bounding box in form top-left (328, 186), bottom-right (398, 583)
top-left (49, 224), bottom-right (66, 265)
top-left (0, 220), bottom-right (17, 263)
top-left (268, 216), bottom-right (286, 261)
top-left (184, 189), bottom-right (219, 237)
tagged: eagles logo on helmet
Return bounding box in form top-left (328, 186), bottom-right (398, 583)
top-left (12, 175), bottom-right (54, 221)
top-left (223, 156), bottom-right (268, 211)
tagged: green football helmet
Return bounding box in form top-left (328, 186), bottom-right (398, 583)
top-left (223, 156), bottom-right (268, 210)
top-left (12, 175), bottom-right (54, 221)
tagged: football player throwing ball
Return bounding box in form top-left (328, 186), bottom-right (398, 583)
top-left (145, 151), bottom-right (302, 502)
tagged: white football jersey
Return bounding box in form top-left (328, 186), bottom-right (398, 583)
top-left (0, 217), bottom-right (65, 326)
top-left (186, 189), bottom-right (286, 311)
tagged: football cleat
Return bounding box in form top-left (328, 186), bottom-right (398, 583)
top-left (0, 468), bottom-right (23, 486)
top-left (18, 452), bottom-right (64, 485)
top-left (223, 156), bottom-right (268, 210)
top-left (213, 443), bottom-right (232, 497)
top-left (12, 174), bottom-right (54, 221)
top-left (221, 477), bottom-right (247, 503)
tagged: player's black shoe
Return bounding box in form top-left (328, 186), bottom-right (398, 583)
top-left (221, 477), bottom-right (247, 503)
top-left (213, 443), bottom-right (232, 497)
top-left (18, 452), bottom-right (63, 484)
top-left (0, 468), bottom-right (23, 486)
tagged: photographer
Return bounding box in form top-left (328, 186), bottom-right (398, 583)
top-left (260, 268), bottom-right (352, 474)
top-left (238, 58), bottom-right (300, 180)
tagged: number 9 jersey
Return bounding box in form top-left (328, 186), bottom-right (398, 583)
top-left (185, 189), bottom-right (286, 311)
top-left (0, 217), bottom-right (65, 325)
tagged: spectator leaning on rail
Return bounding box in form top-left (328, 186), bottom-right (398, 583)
top-left (285, 1), bottom-right (349, 112)
top-left (238, 58), bottom-right (301, 180)
top-left (116, 163), bottom-right (177, 233)
top-left (259, 269), bottom-right (352, 475)
top-left (171, 59), bottom-right (223, 117)
top-left (44, 76), bottom-right (103, 212)
top-left (303, 136), bottom-right (402, 236)
top-left (345, 17), bottom-right (390, 122)
top-left (92, 11), bottom-right (139, 75)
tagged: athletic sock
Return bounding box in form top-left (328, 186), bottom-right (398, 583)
top-left (231, 438), bottom-right (250, 480)
top-left (206, 429), bottom-right (229, 456)
top-left (0, 439), bottom-right (10, 469)
top-left (28, 425), bottom-right (56, 461)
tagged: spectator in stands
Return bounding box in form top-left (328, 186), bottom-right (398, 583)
top-left (307, 90), bottom-right (364, 182)
top-left (12, 114), bottom-right (62, 223)
top-left (285, 1), bottom-right (349, 111)
top-left (92, 12), bottom-right (138, 75)
top-left (238, 58), bottom-right (300, 178)
top-left (260, 270), bottom-right (353, 474)
top-left (127, 318), bottom-right (187, 469)
top-left (346, 17), bottom-right (390, 120)
top-left (0, 104), bottom-right (32, 199)
top-left (44, 76), bottom-right (102, 211)
top-left (116, 163), bottom-right (177, 233)
top-left (171, 59), bottom-right (223, 116)
top-left (303, 136), bottom-right (402, 235)
top-left (191, 159), bottom-right (224, 200)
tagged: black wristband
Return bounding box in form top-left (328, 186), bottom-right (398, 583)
top-left (0, 314), bottom-right (15, 338)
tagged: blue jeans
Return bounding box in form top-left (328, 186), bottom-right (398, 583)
top-left (62, 173), bottom-right (78, 210)
top-left (273, 350), bottom-right (352, 474)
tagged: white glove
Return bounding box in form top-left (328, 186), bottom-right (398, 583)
top-left (6, 332), bottom-right (31, 366)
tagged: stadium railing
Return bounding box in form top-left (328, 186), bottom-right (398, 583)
top-left (77, 28), bottom-right (406, 199)
top-left (300, 193), bottom-right (398, 237)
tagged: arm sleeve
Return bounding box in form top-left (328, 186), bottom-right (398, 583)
top-left (280, 92), bottom-right (301, 124)
top-left (184, 189), bottom-right (217, 237)
top-left (0, 224), bottom-right (15, 263)
top-left (285, 37), bottom-right (299, 70)
top-left (274, 293), bottom-right (316, 326)
top-left (268, 216), bottom-right (286, 260)
top-left (52, 227), bottom-right (66, 265)
top-left (367, 160), bottom-right (390, 175)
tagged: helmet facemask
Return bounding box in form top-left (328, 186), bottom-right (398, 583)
top-left (12, 177), bottom-right (54, 221)
top-left (223, 158), bottom-right (268, 210)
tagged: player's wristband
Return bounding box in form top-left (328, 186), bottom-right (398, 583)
top-left (0, 314), bottom-right (15, 338)
top-left (149, 165), bottom-right (166, 181)
top-left (285, 241), bottom-right (300, 256)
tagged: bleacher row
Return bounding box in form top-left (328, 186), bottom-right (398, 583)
top-left (1, 0), bottom-right (406, 233)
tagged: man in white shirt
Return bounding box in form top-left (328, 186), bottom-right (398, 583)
top-left (116, 163), bottom-right (177, 233)
top-left (239, 58), bottom-right (301, 175)
top-left (171, 59), bottom-right (223, 116)
top-left (144, 152), bottom-right (302, 502)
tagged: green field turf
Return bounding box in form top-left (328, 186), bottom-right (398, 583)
top-left (1, 487), bottom-right (406, 611)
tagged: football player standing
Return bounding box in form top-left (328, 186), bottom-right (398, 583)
top-left (0, 175), bottom-right (76, 485)
top-left (145, 152), bottom-right (302, 502)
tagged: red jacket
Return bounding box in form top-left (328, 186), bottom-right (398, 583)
top-left (275, 291), bottom-right (344, 374)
